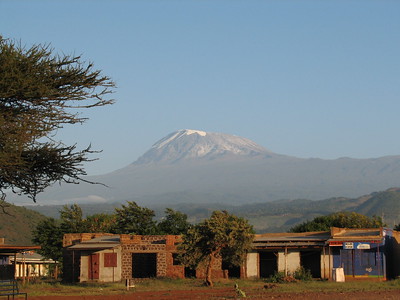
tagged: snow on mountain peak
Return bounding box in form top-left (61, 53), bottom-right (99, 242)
top-left (185, 129), bottom-right (207, 136)
top-left (135, 129), bottom-right (273, 165)
top-left (152, 129), bottom-right (207, 150)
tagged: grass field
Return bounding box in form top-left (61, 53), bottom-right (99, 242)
top-left (22, 278), bottom-right (400, 297)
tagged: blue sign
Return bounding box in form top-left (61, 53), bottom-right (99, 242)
top-left (343, 242), bottom-right (371, 250)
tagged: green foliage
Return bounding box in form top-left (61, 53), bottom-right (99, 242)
top-left (265, 271), bottom-right (286, 283)
top-left (84, 213), bottom-right (116, 233)
top-left (32, 217), bottom-right (63, 261)
top-left (157, 208), bottom-right (190, 235)
top-left (293, 267), bottom-right (312, 281)
top-left (179, 210), bottom-right (254, 286)
top-left (265, 268), bottom-right (311, 283)
top-left (112, 201), bottom-right (157, 235)
top-left (0, 200), bottom-right (48, 244)
top-left (59, 204), bottom-right (85, 233)
top-left (0, 36), bottom-right (114, 203)
top-left (289, 212), bottom-right (384, 233)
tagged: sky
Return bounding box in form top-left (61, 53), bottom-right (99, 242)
top-left (1, 0), bottom-right (399, 175)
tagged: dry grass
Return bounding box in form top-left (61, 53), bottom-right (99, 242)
top-left (20, 277), bottom-right (400, 297)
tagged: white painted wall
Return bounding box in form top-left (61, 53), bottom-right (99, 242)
top-left (245, 252), bottom-right (258, 278)
top-left (80, 247), bottom-right (122, 282)
top-left (278, 251), bottom-right (300, 275)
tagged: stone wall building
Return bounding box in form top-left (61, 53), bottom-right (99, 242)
top-left (64, 227), bottom-right (400, 283)
top-left (63, 233), bottom-right (223, 283)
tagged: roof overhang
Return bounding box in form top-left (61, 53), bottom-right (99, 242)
top-left (0, 245), bottom-right (41, 254)
top-left (252, 241), bottom-right (326, 249)
top-left (67, 243), bottom-right (120, 251)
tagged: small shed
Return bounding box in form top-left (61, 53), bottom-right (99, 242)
top-left (0, 238), bottom-right (41, 280)
top-left (63, 234), bottom-right (122, 283)
top-left (328, 227), bottom-right (389, 280)
top-left (11, 252), bottom-right (58, 279)
top-left (246, 231), bottom-right (331, 279)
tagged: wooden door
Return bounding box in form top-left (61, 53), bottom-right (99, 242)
top-left (88, 254), bottom-right (100, 280)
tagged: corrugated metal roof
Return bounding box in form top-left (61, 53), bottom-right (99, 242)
top-left (0, 245), bottom-right (41, 254)
top-left (254, 232), bottom-right (331, 243)
top-left (79, 235), bottom-right (120, 244)
top-left (68, 243), bottom-right (120, 250)
top-left (335, 229), bottom-right (381, 237)
top-left (67, 235), bottom-right (121, 250)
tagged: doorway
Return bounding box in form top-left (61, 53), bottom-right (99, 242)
top-left (132, 253), bottom-right (157, 278)
top-left (300, 251), bottom-right (321, 278)
top-left (259, 252), bottom-right (278, 278)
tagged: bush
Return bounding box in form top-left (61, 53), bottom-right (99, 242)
top-left (265, 271), bottom-right (286, 283)
top-left (293, 267), bottom-right (312, 281)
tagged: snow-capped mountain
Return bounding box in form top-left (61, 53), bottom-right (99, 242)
top-left (12, 129), bottom-right (400, 206)
top-left (134, 129), bottom-right (274, 164)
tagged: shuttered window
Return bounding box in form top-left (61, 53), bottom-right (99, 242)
top-left (104, 253), bottom-right (117, 267)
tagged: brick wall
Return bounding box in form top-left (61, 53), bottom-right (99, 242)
top-left (63, 233), bottom-right (116, 247)
top-left (63, 233), bottom-right (222, 281)
top-left (121, 243), bottom-right (168, 279)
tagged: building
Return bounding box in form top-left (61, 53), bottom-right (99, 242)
top-left (11, 252), bottom-right (58, 280)
top-left (63, 228), bottom-right (400, 283)
top-left (245, 227), bottom-right (400, 281)
top-left (246, 231), bottom-right (331, 279)
top-left (63, 233), bottom-right (224, 283)
top-left (0, 237), bottom-right (41, 280)
top-left (328, 227), bottom-right (396, 280)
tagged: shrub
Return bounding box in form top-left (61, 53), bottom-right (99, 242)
top-left (265, 271), bottom-right (286, 283)
top-left (293, 267), bottom-right (312, 281)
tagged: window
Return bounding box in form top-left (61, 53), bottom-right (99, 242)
top-left (104, 253), bottom-right (117, 267)
top-left (172, 253), bottom-right (180, 265)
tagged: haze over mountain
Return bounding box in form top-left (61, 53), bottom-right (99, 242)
top-left (12, 129), bottom-right (400, 206)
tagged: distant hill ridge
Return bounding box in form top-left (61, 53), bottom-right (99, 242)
top-left (4, 188), bottom-right (400, 246)
top-left (26, 188), bottom-right (400, 233)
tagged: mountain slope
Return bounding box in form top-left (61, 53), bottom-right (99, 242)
top-left (0, 202), bottom-right (48, 245)
top-left (355, 188), bottom-right (400, 225)
top-left (9, 129), bottom-right (400, 206)
top-left (134, 129), bottom-right (275, 164)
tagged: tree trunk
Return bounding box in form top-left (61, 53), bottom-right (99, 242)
top-left (205, 254), bottom-right (214, 287)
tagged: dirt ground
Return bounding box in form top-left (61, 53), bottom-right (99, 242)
top-left (28, 288), bottom-right (400, 300)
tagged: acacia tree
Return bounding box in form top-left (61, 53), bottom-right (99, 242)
top-left (179, 211), bottom-right (254, 287)
top-left (289, 212), bottom-right (384, 233)
top-left (0, 36), bottom-right (114, 204)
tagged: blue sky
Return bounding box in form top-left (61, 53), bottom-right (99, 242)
top-left (1, 0), bottom-right (399, 175)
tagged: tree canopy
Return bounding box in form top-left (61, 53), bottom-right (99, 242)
top-left (112, 201), bottom-right (158, 235)
top-left (289, 212), bottom-right (384, 233)
top-left (32, 217), bottom-right (64, 262)
top-left (178, 210), bottom-right (254, 286)
top-left (157, 208), bottom-right (190, 235)
top-left (59, 204), bottom-right (85, 233)
top-left (0, 36), bottom-right (114, 203)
